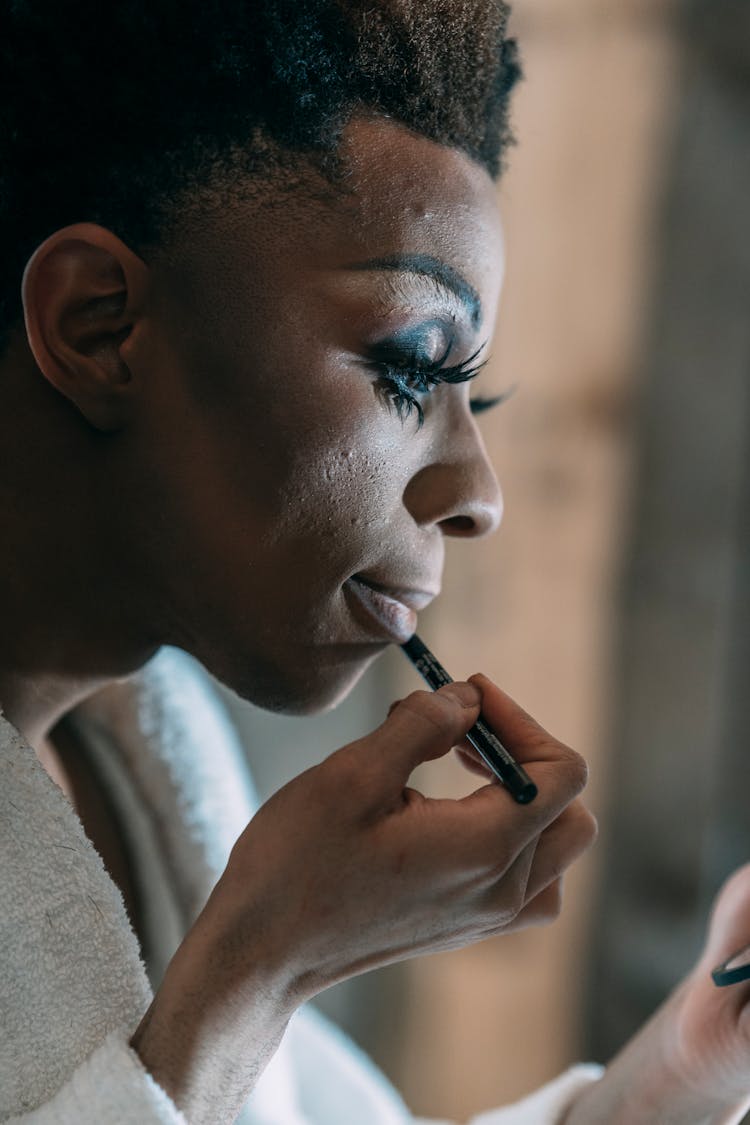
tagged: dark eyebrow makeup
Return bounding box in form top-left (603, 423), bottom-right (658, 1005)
top-left (350, 253), bottom-right (482, 328)
top-left (400, 634), bottom-right (538, 805)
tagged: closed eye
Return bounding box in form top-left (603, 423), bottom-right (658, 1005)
top-left (373, 342), bottom-right (516, 428)
top-left (373, 342), bottom-right (490, 427)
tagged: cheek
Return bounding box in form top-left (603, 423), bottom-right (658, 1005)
top-left (275, 416), bottom-right (411, 549)
top-left (173, 314), bottom-right (416, 551)
top-left (243, 372), bottom-right (412, 538)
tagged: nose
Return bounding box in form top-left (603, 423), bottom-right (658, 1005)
top-left (403, 415), bottom-right (504, 539)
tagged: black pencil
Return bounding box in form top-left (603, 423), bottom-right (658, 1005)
top-left (400, 634), bottom-right (538, 805)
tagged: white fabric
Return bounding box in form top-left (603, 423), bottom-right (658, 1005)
top-left (0, 647), bottom-right (602, 1122)
top-left (467, 1065), bottom-right (604, 1123)
top-left (3, 1031), bottom-right (188, 1125)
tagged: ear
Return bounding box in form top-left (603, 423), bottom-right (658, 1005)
top-left (21, 223), bottom-right (149, 431)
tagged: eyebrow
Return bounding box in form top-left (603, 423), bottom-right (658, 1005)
top-left (349, 253), bottom-right (482, 327)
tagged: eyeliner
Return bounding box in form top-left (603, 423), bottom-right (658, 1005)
top-left (400, 634), bottom-right (538, 805)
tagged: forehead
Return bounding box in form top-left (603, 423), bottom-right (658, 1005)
top-left (166, 117), bottom-right (505, 330)
top-left (325, 117), bottom-right (505, 326)
top-left (335, 116), bottom-right (503, 270)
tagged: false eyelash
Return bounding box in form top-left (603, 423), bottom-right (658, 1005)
top-left (374, 343), bottom-right (497, 428)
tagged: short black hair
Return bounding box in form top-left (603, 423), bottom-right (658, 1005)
top-left (0, 0), bottom-right (520, 342)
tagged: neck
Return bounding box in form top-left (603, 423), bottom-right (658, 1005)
top-left (0, 335), bottom-right (159, 748)
top-left (0, 670), bottom-right (121, 749)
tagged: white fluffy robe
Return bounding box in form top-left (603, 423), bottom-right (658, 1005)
top-left (0, 649), bottom-right (601, 1123)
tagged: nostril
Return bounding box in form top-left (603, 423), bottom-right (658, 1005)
top-left (440, 497), bottom-right (503, 539)
top-left (404, 459), bottom-right (503, 538)
top-left (441, 515), bottom-right (476, 535)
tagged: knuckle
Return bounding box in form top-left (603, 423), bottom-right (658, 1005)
top-left (480, 894), bottom-right (523, 932)
top-left (550, 801), bottom-right (598, 859)
top-left (570, 801), bottom-right (598, 848)
top-left (511, 885), bottom-right (527, 919)
top-left (386, 698), bottom-right (402, 718)
top-left (399, 689), bottom-right (467, 739)
top-left (543, 880), bottom-right (564, 920)
top-left (476, 866), bottom-right (527, 921)
top-left (564, 798), bottom-right (596, 834)
top-left (557, 746), bottom-right (589, 793)
top-left (538, 838), bottom-right (570, 885)
top-left (582, 807), bottom-right (599, 846)
top-left (511, 881), bottom-right (564, 929)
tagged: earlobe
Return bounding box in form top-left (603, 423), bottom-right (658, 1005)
top-left (21, 223), bottom-right (149, 431)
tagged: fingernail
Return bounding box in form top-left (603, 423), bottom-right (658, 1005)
top-left (440, 682), bottom-right (481, 709)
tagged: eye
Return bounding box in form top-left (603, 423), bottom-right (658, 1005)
top-left (369, 342), bottom-right (501, 428)
top-left (469, 386), bottom-right (517, 415)
top-left (374, 364), bottom-right (440, 427)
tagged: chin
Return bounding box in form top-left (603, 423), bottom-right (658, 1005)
top-left (203, 643), bottom-right (383, 717)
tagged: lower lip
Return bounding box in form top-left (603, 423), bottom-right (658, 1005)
top-left (343, 578), bottom-right (417, 644)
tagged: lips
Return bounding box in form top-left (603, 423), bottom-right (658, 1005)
top-left (343, 575), bottom-right (438, 644)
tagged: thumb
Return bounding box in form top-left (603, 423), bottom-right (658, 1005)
top-left (701, 864), bottom-right (750, 973)
top-left (371, 682), bottom-right (481, 782)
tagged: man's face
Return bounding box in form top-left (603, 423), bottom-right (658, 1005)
top-left (125, 117), bottom-right (505, 713)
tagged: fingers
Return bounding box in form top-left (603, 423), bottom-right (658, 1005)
top-left (473, 801), bottom-right (597, 934)
top-left (467, 673), bottom-right (562, 766)
top-left (455, 671), bottom-right (590, 830)
top-left (511, 878), bottom-right (564, 929)
top-left (454, 743), bottom-right (495, 780)
top-left (369, 684), bottom-right (482, 782)
top-left (378, 676), bottom-right (590, 880)
top-left (455, 734), bottom-right (589, 865)
top-left (700, 864), bottom-right (750, 969)
top-left (483, 801), bottom-right (595, 919)
top-left (367, 679), bottom-right (592, 917)
top-left (522, 800), bottom-right (597, 899)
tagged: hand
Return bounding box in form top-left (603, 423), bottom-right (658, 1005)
top-left (222, 676), bottom-right (595, 989)
top-left (666, 865), bottom-right (750, 1112)
top-left (132, 677), bottom-right (596, 1123)
top-left (566, 866), bottom-right (750, 1125)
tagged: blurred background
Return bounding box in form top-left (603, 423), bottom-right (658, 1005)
top-left (220, 0), bottom-right (750, 1118)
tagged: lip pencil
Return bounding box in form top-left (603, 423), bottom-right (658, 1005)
top-left (400, 634), bottom-right (538, 805)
